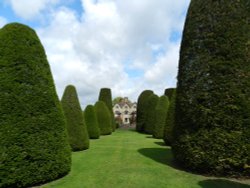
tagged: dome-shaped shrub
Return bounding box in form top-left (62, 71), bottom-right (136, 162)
top-left (98, 88), bottom-right (116, 131)
top-left (0, 23), bottom-right (71, 188)
top-left (84, 105), bottom-right (100, 139)
top-left (153, 95), bottom-right (169, 139)
top-left (136, 90), bottom-right (154, 132)
top-left (95, 101), bottom-right (112, 135)
top-left (61, 85), bottom-right (89, 151)
top-left (173, 0), bottom-right (250, 177)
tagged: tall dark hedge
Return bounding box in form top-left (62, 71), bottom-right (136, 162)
top-left (144, 94), bottom-right (159, 134)
top-left (94, 101), bottom-right (112, 135)
top-left (98, 88), bottom-right (116, 131)
top-left (84, 105), bottom-right (100, 139)
top-left (173, 0), bottom-right (250, 177)
top-left (0, 23), bottom-right (71, 188)
top-left (136, 90), bottom-right (154, 132)
top-left (61, 85), bottom-right (89, 151)
top-left (153, 95), bottom-right (169, 139)
top-left (163, 90), bottom-right (176, 145)
top-left (164, 88), bottom-right (175, 100)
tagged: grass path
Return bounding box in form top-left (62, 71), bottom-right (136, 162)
top-left (41, 129), bottom-right (250, 188)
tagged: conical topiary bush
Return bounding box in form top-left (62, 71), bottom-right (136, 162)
top-left (144, 94), bottom-right (159, 134)
top-left (84, 105), bottom-right (100, 139)
top-left (95, 101), bottom-right (112, 135)
top-left (153, 95), bottom-right (169, 139)
top-left (61, 85), bottom-right (89, 151)
top-left (173, 0), bottom-right (250, 177)
top-left (0, 23), bottom-right (71, 188)
top-left (98, 88), bottom-right (116, 131)
top-left (136, 90), bottom-right (154, 132)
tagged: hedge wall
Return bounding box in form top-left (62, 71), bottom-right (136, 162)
top-left (61, 85), bottom-right (89, 151)
top-left (98, 88), bottom-right (116, 131)
top-left (144, 94), bottom-right (159, 134)
top-left (153, 95), bottom-right (169, 139)
top-left (0, 23), bottom-right (71, 188)
top-left (173, 0), bottom-right (250, 177)
top-left (136, 90), bottom-right (154, 132)
top-left (95, 101), bottom-right (112, 135)
top-left (84, 105), bottom-right (100, 139)
top-left (163, 90), bottom-right (176, 145)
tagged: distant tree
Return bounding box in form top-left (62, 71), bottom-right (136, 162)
top-left (144, 94), bottom-right (159, 134)
top-left (153, 95), bottom-right (169, 139)
top-left (0, 23), bottom-right (71, 188)
top-left (163, 90), bottom-right (176, 145)
top-left (112, 97), bottom-right (123, 105)
top-left (84, 105), bottom-right (100, 139)
top-left (136, 90), bottom-right (154, 132)
top-left (98, 88), bottom-right (116, 131)
top-left (95, 101), bottom-right (112, 135)
top-left (173, 0), bottom-right (250, 177)
top-left (61, 85), bottom-right (89, 151)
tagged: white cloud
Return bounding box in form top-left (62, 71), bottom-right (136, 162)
top-left (35, 0), bottom-right (190, 107)
top-left (5, 0), bottom-right (60, 20)
top-left (0, 16), bottom-right (7, 28)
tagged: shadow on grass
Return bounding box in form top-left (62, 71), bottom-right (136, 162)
top-left (137, 147), bottom-right (181, 170)
top-left (198, 179), bottom-right (250, 188)
top-left (154, 141), bottom-right (166, 146)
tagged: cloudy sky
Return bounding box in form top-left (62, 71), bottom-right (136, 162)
top-left (0, 0), bottom-right (190, 107)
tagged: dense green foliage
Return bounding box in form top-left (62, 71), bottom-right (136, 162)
top-left (173, 0), bottom-right (250, 177)
top-left (153, 95), bottom-right (169, 139)
top-left (0, 23), bottom-right (71, 188)
top-left (144, 94), bottom-right (159, 134)
top-left (95, 101), bottom-right (112, 135)
top-left (98, 88), bottom-right (116, 131)
top-left (84, 105), bottom-right (100, 139)
top-left (61, 85), bottom-right (89, 151)
top-left (163, 90), bottom-right (176, 145)
top-left (136, 90), bottom-right (154, 132)
top-left (164, 88), bottom-right (175, 100)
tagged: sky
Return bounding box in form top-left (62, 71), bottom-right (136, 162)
top-left (0, 0), bottom-right (190, 108)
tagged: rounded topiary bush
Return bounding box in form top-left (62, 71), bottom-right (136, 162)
top-left (144, 94), bottom-right (159, 134)
top-left (0, 23), bottom-right (71, 188)
top-left (153, 95), bottom-right (169, 139)
top-left (98, 88), bottom-right (116, 131)
top-left (95, 101), bottom-right (112, 135)
top-left (163, 90), bottom-right (176, 145)
top-left (173, 0), bottom-right (250, 177)
top-left (61, 85), bottom-right (89, 151)
top-left (84, 105), bottom-right (100, 139)
top-left (136, 90), bottom-right (154, 132)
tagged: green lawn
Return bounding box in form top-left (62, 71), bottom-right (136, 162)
top-left (40, 129), bottom-right (250, 188)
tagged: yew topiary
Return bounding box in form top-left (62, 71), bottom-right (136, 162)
top-left (136, 90), bottom-right (154, 132)
top-left (61, 85), bottom-right (89, 151)
top-left (153, 95), bottom-right (169, 139)
top-left (173, 0), bottom-right (250, 177)
top-left (98, 88), bottom-right (116, 131)
top-left (94, 101), bottom-right (112, 135)
top-left (0, 23), bottom-right (71, 188)
top-left (144, 94), bottom-right (159, 134)
top-left (163, 90), bottom-right (176, 145)
top-left (84, 105), bottom-right (100, 139)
